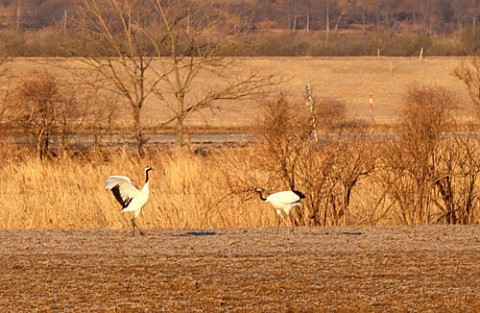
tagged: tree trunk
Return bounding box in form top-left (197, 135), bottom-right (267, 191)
top-left (37, 129), bottom-right (49, 160)
top-left (176, 115), bottom-right (185, 147)
top-left (335, 10), bottom-right (346, 32)
top-left (306, 12), bottom-right (309, 32)
top-left (133, 106), bottom-right (144, 157)
top-left (326, 2), bottom-right (330, 40)
top-left (175, 91), bottom-right (186, 147)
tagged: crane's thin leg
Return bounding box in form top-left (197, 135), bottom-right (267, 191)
top-left (135, 219), bottom-right (145, 236)
top-left (288, 214), bottom-right (295, 234)
top-left (279, 213), bottom-right (290, 234)
top-left (131, 217), bottom-right (145, 236)
top-left (276, 214), bottom-right (281, 234)
top-left (131, 218), bottom-right (136, 236)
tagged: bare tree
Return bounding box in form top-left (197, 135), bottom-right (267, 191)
top-left (329, 136), bottom-right (376, 225)
top-left (259, 94), bottom-right (312, 189)
top-left (74, 0), bottom-right (165, 156)
top-left (148, 0), bottom-right (276, 146)
top-left (75, 0), bottom-right (275, 150)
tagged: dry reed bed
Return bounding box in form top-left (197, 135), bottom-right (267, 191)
top-left (0, 147), bottom-right (279, 229)
top-left (0, 143), bottom-right (394, 230)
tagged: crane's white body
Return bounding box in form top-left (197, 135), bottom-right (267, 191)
top-left (105, 167), bottom-right (153, 236)
top-left (105, 176), bottom-right (150, 218)
top-left (263, 190), bottom-right (303, 216)
top-left (255, 188), bottom-right (305, 233)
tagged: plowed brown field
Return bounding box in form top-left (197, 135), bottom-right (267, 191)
top-left (0, 226), bottom-right (479, 312)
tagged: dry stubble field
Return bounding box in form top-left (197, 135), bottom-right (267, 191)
top-left (1, 226), bottom-right (479, 312)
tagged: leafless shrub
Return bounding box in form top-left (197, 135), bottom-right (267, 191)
top-left (379, 85), bottom-right (459, 225)
top-left (433, 132), bottom-right (480, 224)
top-left (253, 94), bottom-right (376, 226)
top-left (5, 71), bottom-right (83, 159)
top-left (259, 94), bottom-right (312, 189)
top-left (0, 56), bottom-right (11, 127)
top-left (294, 133), bottom-right (376, 226)
top-left (454, 57), bottom-right (480, 121)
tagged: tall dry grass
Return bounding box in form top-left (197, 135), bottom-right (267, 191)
top-left (0, 145), bottom-right (280, 229)
top-left (3, 82), bottom-right (480, 229)
top-left (0, 142), bottom-right (395, 230)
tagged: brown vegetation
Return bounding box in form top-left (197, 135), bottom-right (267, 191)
top-left (0, 55), bottom-right (480, 229)
top-left (2, 1), bottom-right (480, 57)
top-left (2, 82), bottom-right (480, 229)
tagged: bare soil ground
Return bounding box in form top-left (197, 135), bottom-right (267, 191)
top-left (0, 226), bottom-right (479, 312)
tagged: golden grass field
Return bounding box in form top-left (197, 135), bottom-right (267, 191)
top-left (5, 56), bottom-right (475, 129)
top-left (0, 147), bottom-right (280, 229)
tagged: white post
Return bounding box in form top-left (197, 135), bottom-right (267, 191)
top-left (305, 84), bottom-right (318, 143)
top-left (63, 9), bottom-right (67, 32)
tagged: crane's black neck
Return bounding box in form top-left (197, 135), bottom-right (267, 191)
top-left (145, 168), bottom-right (152, 184)
top-left (256, 189), bottom-right (267, 201)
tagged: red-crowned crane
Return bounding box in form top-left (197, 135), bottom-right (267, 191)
top-left (105, 166), bottom-right (153, 236)
top-left (255, 188), bottom-right (306, 234)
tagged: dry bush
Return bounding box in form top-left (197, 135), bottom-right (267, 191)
top-left (294, 133), bottom-right (377, 226)
top-left (433, 133), bottom-right (480, 224)
top-left (454, 56), bottom-right (480, 122)
top-left (248, 94), bottom-right (376, 226)
top-left (258, 94), bottom-right (312, 189)
top-left (379, 85), bottom-right (464, 225)
top-left (4, 71), bottom-right (85, 159)
top-left (380, 132), bottom-right (480, 225)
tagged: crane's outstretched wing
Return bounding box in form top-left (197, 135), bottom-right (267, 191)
top-left (105, 176), bottom-right (139, 209)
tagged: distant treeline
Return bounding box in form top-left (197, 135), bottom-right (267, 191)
top-left (1, 0), bottom-right (480, 56)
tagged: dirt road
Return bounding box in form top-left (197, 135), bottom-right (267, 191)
top-left (0, 226), bottom-right (479, 312)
